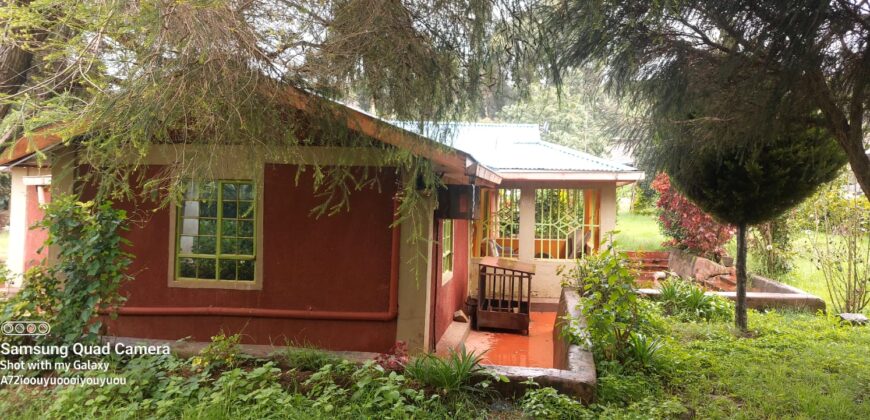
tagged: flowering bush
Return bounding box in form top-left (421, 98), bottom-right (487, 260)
top-left (651, 173), bottom-right (734, 261)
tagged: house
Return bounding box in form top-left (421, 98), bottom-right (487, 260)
top-left (1, 88), bottom-right (642, 353)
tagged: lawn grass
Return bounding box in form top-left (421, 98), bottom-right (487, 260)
top-left (615, 211), bottom-right (667, 251)
top-left (593, 311), bottom-right (870, 419)
top-left (728, 232), bottom-right (869, 315)
top-left (670, 312), bottom-right (869, 419)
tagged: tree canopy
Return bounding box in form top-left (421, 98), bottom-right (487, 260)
top-left (540, 0), bottom-right (870, 198)
top-left (492, 71), bottom-right (624, 156)
top-left (0, 0), bottom-right (527, 202)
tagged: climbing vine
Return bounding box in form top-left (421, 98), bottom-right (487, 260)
top-left (1, 195), bottom-right (132, 347)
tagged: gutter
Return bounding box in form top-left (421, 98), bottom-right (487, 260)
top-left (495, 170), bottom-right (645, 182)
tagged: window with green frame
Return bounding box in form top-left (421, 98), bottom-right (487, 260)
top-left (176, 180), bottom-right (256, 281)
top-left (442, 219), bottom-right (454, 273)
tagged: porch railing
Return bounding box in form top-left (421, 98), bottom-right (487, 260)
top-left (476, 257), bottom-right (535, 334)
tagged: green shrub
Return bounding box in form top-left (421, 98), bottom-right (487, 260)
top-left (404, 346), bottom-right (493, 397)
top-left (193, 332), bottom-right (244, 371)
top-left (658, 277), bottom-right (732, 322)
top-left (561, 245), bottom-right (662, 367)
top-left (594, 360), bottom-right (665, 406)
top-left (749, 214), bottom-right (794, 276)
top-left (13, 351), bottom-right (485, 419)
top-left (595, 397), bottom-right (687, 419)
top-left (802, 177), bottom-right (870, 314)
top-left (521, 385), bottom-right (589, 419)
top-left (625, 333), bottom-right (663, 368)
top-left (0, 195), bottom-right (132, 349)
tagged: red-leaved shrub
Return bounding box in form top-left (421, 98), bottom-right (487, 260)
top-left (651, 173), bottom-right (734, 260)
top-left (374, 341), bottom-right (409, 371)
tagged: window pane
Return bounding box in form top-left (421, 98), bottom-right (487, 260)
top-left (219, 259), bottom-right (236, 280)
top-left (200, 182), bottom-right (217, 199)
top-left (238, 238), bottom-right (254, 255)
top-left (238, 260), bottom-right (254, 281)
top-left (222, 201), bottom-right (237, 218)
top-left (238, 220), bottom-right (254, 237)
top-left (238, 201), bottom-right (254, 220)
top-left (196, 258), bottom-right (216, 279)
top-left (179, 236), bottom-right (195, 253)
top-left (239, 183), bottom-right (254, 200)
top-left (179, 258), bottom-right (196, 277)
top-left (182, 201), bottom-right (200, 217)
top-left (193, 236), bottom-right (216, 254)
top-left (221, 237), bottom-right (238, 254)
top-left (221, 219), bottom-right (238, 236)
top-left (181, 218), bottom-right (199, 235)
top-left (199, 219), bottom-right (217, 235)
top-left (199, 201), bottom-right (217, 217)
top-left (184, 182), bottom-right (198, 200)
top-left (222, 183), bottom-right (238, 200)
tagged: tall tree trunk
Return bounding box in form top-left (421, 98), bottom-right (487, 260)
top-left (0, 0), bottom-right (39, 123)
top-left (837, 131), bottom-right (870, 200)
top-left (806, 67), bottom-right (870, 199)
top-left (0, 43), bottom-right (36, 122)
top-left (735, 223), bottom-right (748, 331)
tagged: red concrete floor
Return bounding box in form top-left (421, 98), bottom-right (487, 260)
top-left (464, 311), bottom-right (556, 368)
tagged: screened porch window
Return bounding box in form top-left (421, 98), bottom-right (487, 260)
top-left (176, 180), bottom-right (256, 282)
top-left (476, 189), bottom-right (520, 258)
top-left (534, 189), bottom-right (599, 260)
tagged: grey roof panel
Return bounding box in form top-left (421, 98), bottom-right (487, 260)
top-left (393, 122), bottom-right (639, 173)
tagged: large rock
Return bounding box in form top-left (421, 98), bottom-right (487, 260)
top-left (839, 313), bottom-right (868, 326)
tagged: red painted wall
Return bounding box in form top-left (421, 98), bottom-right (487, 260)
top-left (433, 219), bottom-right (470, 344)
top-left (103, 164), bottom-right (400, 352)
top-left (24, 185), bottom-right (50, 270)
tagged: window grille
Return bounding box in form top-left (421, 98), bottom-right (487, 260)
top-left (534, 189), bottom-right (598, 260)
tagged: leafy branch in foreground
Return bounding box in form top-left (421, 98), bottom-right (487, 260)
top-left (1, 195), bottom-right (132, 347)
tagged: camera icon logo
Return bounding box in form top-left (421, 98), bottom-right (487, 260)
top-left (1, 321), bottom-right (50, 336)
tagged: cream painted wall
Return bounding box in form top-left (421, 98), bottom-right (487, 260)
top-left (395, 196), bottom-right (436, 353)
top-left (599, 183), bottom-right (618, 244)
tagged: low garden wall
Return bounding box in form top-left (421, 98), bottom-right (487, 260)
top-left (655, 250), bottom-right (826, 313)
top-left (549, 287), bottom-right (596, 404)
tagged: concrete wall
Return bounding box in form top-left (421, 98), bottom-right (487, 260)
top-left (552, 287), bottom-right (596, 404)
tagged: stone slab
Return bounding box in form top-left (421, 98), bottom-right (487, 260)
top-left (485, 364), bottom-right (596, 405)
top-left (435, 320), bottom-right (471, 355)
